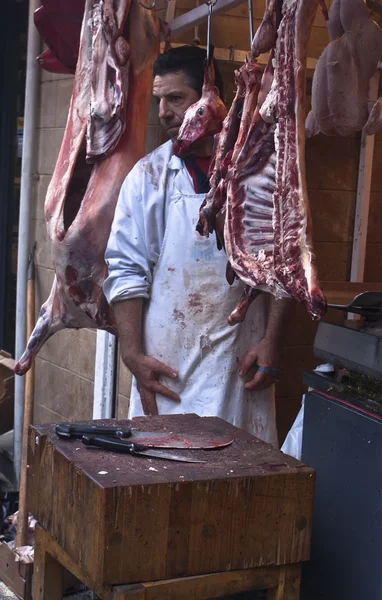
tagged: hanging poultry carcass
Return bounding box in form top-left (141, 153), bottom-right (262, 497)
top-left (306, 0), bottom-right (382, 138)
top-left (15, 0), bottom-right (160, 375)
top-left (198, 0), bottom-right (327, 322)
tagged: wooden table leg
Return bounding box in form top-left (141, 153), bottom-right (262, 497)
top-left (33, 525), bottom-right (63, 600)
top-left (267, 564), bottom-right (301, 600)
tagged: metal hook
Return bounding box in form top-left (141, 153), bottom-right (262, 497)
top-left (247, 0), bottom-right (254, 44)
top-left (136, 0), bottom-right (156, 10)
top-left (205, 0), bottom-right (217, 62)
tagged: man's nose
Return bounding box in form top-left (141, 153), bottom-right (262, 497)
top-left (158, 99), bottom-right (172, 119)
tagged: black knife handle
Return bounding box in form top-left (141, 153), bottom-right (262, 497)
top-left (82, 435), bottom-right (147, 454)
top-left (55, 424), bottom-right (131, 439)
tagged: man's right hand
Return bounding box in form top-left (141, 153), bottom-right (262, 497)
top-left (123, 352), bottom-right (180, 416)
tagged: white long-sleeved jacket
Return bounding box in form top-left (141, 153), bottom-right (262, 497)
top-left (104, 140), bottom-right (193, 303)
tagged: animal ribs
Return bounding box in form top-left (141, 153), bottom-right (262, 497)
top-left (198, 0), bottom-right (327, 322)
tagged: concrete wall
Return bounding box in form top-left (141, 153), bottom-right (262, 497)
top-left (32, 2), bottom-right (382, 443)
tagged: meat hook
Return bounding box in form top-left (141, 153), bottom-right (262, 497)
top-left (248, 0), bottom-right (254, 44)
top-left (136, 0), bottom-right (156, 10)
top-left (205, 0), bottom-right (218, 62)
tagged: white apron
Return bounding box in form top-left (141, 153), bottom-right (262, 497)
top-left (128, 169), bottom-right (278, 447)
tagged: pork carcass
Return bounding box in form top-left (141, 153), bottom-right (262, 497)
top-left (199, 0), bottom-right (327, 322)
top-left (172, 60), bottom-right (227, 158)
top-left (306, 0), bottom-right (382, 138)
top-left (15, 0), bottom-right (160, 375)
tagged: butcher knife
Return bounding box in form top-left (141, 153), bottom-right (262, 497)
top-left (55, 423), bottom-right (234, 449)
top-left (82, 435), bottom-right (205, 463)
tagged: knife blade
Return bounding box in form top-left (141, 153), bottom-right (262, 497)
top-left (55, 423), bottom-right (234, 449)
top-left (81, 435), bottom-right (206, 463)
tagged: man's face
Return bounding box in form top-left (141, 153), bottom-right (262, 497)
top-left (153, 71), bottom-right (200, 140)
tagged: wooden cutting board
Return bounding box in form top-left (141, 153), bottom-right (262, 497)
top-left (27, 413), bottom-right (315, 588)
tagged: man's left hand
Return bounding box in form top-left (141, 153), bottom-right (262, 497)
top-left (238, 337), bottom-right (282, 391)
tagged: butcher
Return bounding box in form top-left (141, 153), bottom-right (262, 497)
top-left (104, 45), bottom-right (292, 447)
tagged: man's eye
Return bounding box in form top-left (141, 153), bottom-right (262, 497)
top-left (170, 96), bottom-right (181, 102)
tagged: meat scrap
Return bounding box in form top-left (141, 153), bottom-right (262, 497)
top-left (306, 0), bottom-right (382, 138)
top-left (15, 0), bottom-right (160, 375)
top-left (198, 0), bottom-right (327, 322)
top-left (172, 59), bottom-right (227, 158)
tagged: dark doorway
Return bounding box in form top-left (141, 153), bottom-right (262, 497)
top-left (0, 0), bottom-right (28, 353)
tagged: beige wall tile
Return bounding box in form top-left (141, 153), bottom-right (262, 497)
top-left (34, 357), bottom-right (94, 420)
top-left (37, 127), bottom-right (65, 175)
top-left (66, 330), bottom-right (96, 382)
top-left (315, 241), bottom-right (352, 281)
top-left (55, 78), bottom-right (74, 128)
top-left (34, 174), bottom-right (51, 222)
top-left (117, 360), bottom-right (132, 398)
top-left (35, 266), bottom-right (55, 309)
top-left (34, 401), bottom-right (69, 425)
top-left (310, 190), bottom-right (356, 243)
top-left (117, 394), bottom-right (130, 419)
top-left (306, 136), bottom-right (359, 191)
top-left (32, 219), bottom-right (54, 270)
top-left (38, 81), bottom-right (57, 129)
top-left (38, 327), bottom-right (72, 370)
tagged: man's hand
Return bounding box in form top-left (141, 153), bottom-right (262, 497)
top-left (238, 337), bottom-right (281, 391)
top-left (124, 352), bottom-right (180, 416)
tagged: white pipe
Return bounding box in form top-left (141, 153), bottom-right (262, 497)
top-left (93, 331), bottom-right (117, 419)
top-left (14, 0), bottom-right (40, 482)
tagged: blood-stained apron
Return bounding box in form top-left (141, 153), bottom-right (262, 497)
top-left (128, 168), bottom-right (278, 447)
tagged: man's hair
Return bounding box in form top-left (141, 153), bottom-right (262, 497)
top-left (153, 45), bottom-right (225, 101)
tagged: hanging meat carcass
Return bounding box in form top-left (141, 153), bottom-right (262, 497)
top-left (15, 0), bottom-right (160, 375)
top-left (306, 0), bottom-right (382, 138)
top-left (198, 0), bottom-right (327, 322)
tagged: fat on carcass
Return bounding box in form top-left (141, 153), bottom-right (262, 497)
top-left (172, 60), bottom-right (227, 158)
top-left (15, 0), bottom-right (160, 375)
top-left (198, 0), bottom-right (327, 323)
top-left (306, 0), bottom-right (382, 138)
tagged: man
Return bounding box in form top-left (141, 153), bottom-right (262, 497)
top-left (104, 45), bottom-right (292, 447)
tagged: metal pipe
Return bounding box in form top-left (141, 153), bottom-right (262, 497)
top-left (248, 0), bottom-right (254, 44)
top-left (14, 0), bottom-right (40, 482)
top-left (169, 0), bottom-right (246, 37)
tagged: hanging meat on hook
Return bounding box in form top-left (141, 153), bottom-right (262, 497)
top-left (172, 57), bottom-right (227, 158)
top-left (198, 0), bottom-right (327, 323)
top-left (15, 0), bottom-right (160, 375)
top-left (306, 0), bottom-right (382, 138)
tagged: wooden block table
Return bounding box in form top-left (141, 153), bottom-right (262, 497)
top-left (27, 414), bottom-right (315, 599)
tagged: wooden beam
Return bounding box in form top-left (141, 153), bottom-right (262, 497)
top-left (160, 42), bottom-right (318, 69)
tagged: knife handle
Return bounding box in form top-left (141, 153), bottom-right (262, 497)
top-left (55, 424), bottom-right (131, 439)
top-left (82, 435), bottom-right (147, 454)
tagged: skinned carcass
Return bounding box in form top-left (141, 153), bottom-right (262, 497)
top-left (172, 60), bottom-right (227, 158)
top-left (306, 0), bottom-right (382, 138)
top-left (15, 0), bottom-right (160, 375)
top-left (198, 0), bottom-right (327, 322)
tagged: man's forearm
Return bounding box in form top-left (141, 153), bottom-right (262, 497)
top-left (264, 296), bottom-right (294, 345)
top-left (113, 298), bottom-right (144, 362)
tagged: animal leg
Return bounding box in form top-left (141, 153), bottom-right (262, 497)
top-left (14, 279), bottom-right (65, 375)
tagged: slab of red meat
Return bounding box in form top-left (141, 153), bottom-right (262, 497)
top-left (199, 0), bottom-right (327, 323)
top-left (15, 0), bottom-right (160, 375)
